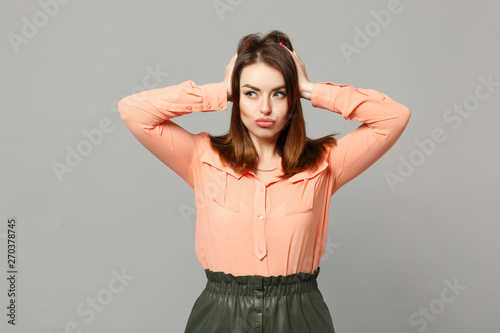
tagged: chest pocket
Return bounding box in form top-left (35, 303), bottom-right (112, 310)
top-left (285, 159), bottom-right (329, 216)
top-left (200, 150), bottom-right (244, 213)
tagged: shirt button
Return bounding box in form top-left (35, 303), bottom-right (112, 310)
top-left (219, 103), bottom-right (224, 108)
top-left (255, 322), bottom-right (261, 328)
top-left (258, 248), bottom-right (263, 253)
top-left (255, 307), bottom-right (261, 313)
top-left (207, 103), bottom-right (211, 108)
top-left (256, 292), bottom-right (262, 298)
top-left (187, 106), bottom-right (192, 110)
top-left (259, 216), bottom-right (263, 220)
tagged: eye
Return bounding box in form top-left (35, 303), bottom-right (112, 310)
top-left (244, 91), bottom-right (256, 97)
top-left (274, 91), bottom-right (287, 98)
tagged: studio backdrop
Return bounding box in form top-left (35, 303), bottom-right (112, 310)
top-left (1, 0), bottom-right (499, 332)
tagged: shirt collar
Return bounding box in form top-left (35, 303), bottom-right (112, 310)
top-left (200, 148), bottom-right (329, 183)
top-left (200, 149), bottom-right (245, 179)
top-left (288, 158), bottom-right (329, 183)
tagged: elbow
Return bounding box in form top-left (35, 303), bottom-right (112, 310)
top-left (391, 99), bottom-right (411, 127)
top-left (401, 105), bottom-right (411, 122)
top-left (117, 97), bottom-right (132, 121)
top-left (385, 102), bottom-right (411, 135)
top-left (396, 105), bottom-right (411, 132)
top-left (403, 105), bottom-right (411, 125)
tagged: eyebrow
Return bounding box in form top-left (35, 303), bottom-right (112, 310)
top-left (241, 84), bottom-right (286, 91)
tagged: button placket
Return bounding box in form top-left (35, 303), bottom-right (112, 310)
top-left (252, 276), bottom-right (263, 332)
top-left (253, 182), bottom-right (267, 260)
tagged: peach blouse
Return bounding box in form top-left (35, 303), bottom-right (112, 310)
top-left (118, 80), bottom-right (411, 277)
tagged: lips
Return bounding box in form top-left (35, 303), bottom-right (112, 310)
top-left (256, 118), bottom-right (274, 123)
top-left (256, 118), bottom-right (275, 128)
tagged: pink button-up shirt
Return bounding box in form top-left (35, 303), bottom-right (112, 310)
top-left (118, 80), bottom-right (411, 277)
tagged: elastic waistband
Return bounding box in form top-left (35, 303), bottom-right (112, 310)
top-left (203, 267), bottom-right (321, 297)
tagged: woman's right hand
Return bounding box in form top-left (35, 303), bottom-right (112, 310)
top-left (224, 51), bottom-right (238, 102)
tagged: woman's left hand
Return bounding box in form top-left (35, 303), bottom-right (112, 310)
top-left (279, 43), bottom-right (314, 100)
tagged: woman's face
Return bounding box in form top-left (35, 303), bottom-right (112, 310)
top-left (239, 62), bottom-right (289, 145)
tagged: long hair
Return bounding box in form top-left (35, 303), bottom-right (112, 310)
top-left (209, 30), bottom-right (339, 179)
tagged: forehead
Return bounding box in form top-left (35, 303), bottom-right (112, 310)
top-left (240, 62), bottom-right (285, 88)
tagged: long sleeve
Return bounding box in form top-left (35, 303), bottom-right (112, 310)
top-left (310, 82), bottom-right (411, 196)
top-left (117, 80), bottom-right (228, 188)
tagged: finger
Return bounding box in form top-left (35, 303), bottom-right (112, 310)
top-left (292, 49), bottom-right (302, 61)
top-left (279, 42), bottom-right (292, 52)
top-left (229, 52), bottom-right (237, 63)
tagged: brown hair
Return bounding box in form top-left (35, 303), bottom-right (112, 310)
top-left (209, 30), bottom-right (339, 179)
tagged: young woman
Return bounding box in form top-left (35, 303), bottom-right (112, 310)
top-left (118, 30), bottom-right (411, 333)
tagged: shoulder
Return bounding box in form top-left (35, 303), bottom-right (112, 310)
top-left (193, 132), bottom-right (222, 164)
top-left (193, 132), bottom-right (245, 179)
top-left (193, 131), bottom-right (211, 149)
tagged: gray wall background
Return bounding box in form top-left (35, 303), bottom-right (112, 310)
top-left (1, 0), bottom-right (499, 332)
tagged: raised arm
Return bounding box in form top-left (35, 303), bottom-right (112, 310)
top-left (311, 82), bottom-right (411, 195)
top-left (279, 42), bottom-right (411, 196)
top-left (117, 80), bottom-right (228, 188)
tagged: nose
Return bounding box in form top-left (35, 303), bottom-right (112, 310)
top-left (260, 97), bottom-right (271, 114)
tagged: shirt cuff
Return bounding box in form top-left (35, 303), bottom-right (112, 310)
top-left (311, 82), bottom-right (341, 114)
top-left (201, 82), bottom-right (228, 111)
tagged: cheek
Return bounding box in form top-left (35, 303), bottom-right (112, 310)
top-left (238, 104), bottom-right (252, 126)
top-left (278, 105), bottom-right (290, 122)
top-left (239, 100), bottom-right (255, 116)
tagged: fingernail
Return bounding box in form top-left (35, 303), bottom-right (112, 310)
top-left (279, 42), bottom-right (284, 46)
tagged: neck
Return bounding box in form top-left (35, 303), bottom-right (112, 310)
top-left (250, 132), bottom-right (280, 157)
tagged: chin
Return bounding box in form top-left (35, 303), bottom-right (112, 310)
top-left (254, 130), bottom-right (280, 140)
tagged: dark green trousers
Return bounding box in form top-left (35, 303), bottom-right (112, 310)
top-left (184, 266), bottom-right (335, 332)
